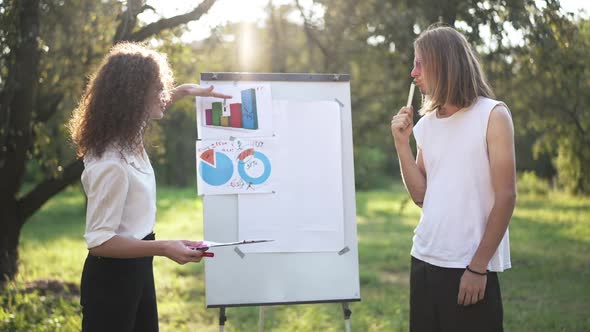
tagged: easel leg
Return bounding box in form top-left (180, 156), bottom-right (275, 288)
top-left (219, 307), bottom-right (227, 332)
top-left (258, 306), bottom-right (265, 332)
top-left (342, 302), bottom-right (352, 332)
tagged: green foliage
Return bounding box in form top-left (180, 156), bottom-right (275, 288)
top-left (554, 138), bottom-right (590, 194)
top-left (0, 282), bottom-right (80, 331)
top-left (518, 171), bottom-right (551, 196)
top-left (354, 147), bottom-right (389, 190)
top-left (4, 0), bottom-right (585, 193)
top-left (26, 0), bottom-right (121, 182)
top-left (507, 7), bottom-right (590, 194)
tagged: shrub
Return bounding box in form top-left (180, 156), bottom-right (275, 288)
top-left (0, 280), bottom-right (81, 332)
top-left (518, 171), bottom-right (551, 196)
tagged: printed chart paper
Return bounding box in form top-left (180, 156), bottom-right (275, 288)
top-left (197, 137), bottom-right (276, 195)
top-left (197, 83), bottom-right (273, 139)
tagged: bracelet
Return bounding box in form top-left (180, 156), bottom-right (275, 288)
top-left (466, 265), bottom-right (487, 276)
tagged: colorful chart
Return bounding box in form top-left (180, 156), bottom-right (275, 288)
top-left (200, 149), bottom-right (215, 166)
top-left (237, 148), bottom-right (254, 160)
top-left (204, 88), bottom-right (259, 130)
top-left (199, 150), bottom-right (233, 186)
top-left (238, 151), bottom-right (271, 185)
top-left (196, 138), bottom-right (276, 195)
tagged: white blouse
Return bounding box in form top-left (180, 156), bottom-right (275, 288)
top-left (81, 147), bottom-right (156, 249)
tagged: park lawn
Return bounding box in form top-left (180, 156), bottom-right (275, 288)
top-left (1, 183), bottom-right (589, 331)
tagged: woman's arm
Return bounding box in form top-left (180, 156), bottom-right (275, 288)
top-left (89, 236), bottom-right (204, 264)
top-left (167, 84), bottom-right (232, 108)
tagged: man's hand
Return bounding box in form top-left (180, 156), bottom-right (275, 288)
top-left (458, 269), bottom-right (487, 305)
top-left (391, 106), bottom-right (414, 144)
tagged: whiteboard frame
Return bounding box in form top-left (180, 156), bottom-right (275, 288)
top-left (199, 72), bottom-right (360, 308)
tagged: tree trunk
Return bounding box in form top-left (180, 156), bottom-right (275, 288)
top-left (0, 202), bottom-right (23, 288)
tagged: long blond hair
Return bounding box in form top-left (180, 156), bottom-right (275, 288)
top-left (414, 25), bottom-right (494, 115)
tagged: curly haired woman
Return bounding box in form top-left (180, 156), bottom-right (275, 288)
top-left (68, 42), bottom-right (231, 332)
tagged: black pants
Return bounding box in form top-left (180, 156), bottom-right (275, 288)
top-left (80, 233), bottom-right (158, 332)
top-left (410, 256), bottom-right (503, 332)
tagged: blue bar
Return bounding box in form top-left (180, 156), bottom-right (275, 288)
top-left (240, 88), bottom-right (258, 130)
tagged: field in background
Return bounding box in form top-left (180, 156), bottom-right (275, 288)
top-left (1, 183), bottom-right (589, 331)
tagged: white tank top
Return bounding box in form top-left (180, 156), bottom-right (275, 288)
top-left (411, 96), bottom-right (511, 272)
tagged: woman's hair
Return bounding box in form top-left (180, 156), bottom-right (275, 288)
top-left (69, 42), bottom-right (174, 158)
top-left (414, 24), bottom-right (494, 115)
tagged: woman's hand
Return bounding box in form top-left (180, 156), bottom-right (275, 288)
top-left (172, 84), bottom-right (232, 100)
top-left (163, 240), bottom-right (205, 265)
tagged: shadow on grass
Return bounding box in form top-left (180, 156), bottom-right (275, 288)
top-left (516, 195), bottom-right (590, 213)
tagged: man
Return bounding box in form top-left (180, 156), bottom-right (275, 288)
top-left (390, 25), bottom-right (516, 332)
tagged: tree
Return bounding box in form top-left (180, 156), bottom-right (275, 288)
top-left (150, 0), bottom-right (583, 192)
top-left (289, 0), bottom-right (547, 188)
top-left (0, 0), bottom-right (217, 285)
top-left (509, 5), bottom-right (590, 193)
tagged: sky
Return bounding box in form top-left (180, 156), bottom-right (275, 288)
top-left (141, 0), bottom-right (590, 43)
top-left (141, 0), bottom-right (319, 42)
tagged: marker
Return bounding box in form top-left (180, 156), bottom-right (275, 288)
top-left (406, 81), bottom-right (416, 108)
top-left (187, 245), bottom-right (215, 257)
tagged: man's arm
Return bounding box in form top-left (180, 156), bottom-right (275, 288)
top-left (458, 105), bottom-right (516, 306)
top-left (396, 143), bottom-right (427, 206)
top-left (469, 105), bottom-right (517, 272)
top-left (391, 106), bottom-right (427, 206)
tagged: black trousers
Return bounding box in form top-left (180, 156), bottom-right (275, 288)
top-left (80, 233), bottom-right (158, 332)
top-left (410, 256), bottom-right (503, 332)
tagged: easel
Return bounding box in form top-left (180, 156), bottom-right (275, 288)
top-left (217, 302), bottom-right (354, 332)
top-left (199, 73), bottom-right (361, 332)
top-left (218, 307), bottom-right (227, 332)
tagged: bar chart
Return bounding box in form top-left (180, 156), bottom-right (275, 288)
top-left (204, 88), bottom-right (259, 130)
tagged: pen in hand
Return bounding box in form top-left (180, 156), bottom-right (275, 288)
top-left (406, 81), bottom-right (416, 108)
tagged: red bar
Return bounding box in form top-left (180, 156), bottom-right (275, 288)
top-left (205, 109), bottom-right (212, 125)
top-left (230, 103), bottom-right (243, 128)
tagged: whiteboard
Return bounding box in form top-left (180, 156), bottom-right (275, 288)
top-left (198, 73), bottom-right (360, 307)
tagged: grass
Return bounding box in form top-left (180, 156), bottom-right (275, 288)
top-left (1, 182), bottom-right (589, 331)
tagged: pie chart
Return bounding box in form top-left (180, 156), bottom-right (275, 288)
top-left (199, 150), bottom-right (233, 186)
top-left (237, 151), bottom-right (271, 185)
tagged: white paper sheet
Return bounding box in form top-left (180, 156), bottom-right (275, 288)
top-left (237, 100), bottom-right (345, 253)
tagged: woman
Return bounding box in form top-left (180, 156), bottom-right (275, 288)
top-left (68, 42), bottom-right (231, 331)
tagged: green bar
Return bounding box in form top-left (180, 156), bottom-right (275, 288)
top-left (212, 102), bottom-right (222, 126)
